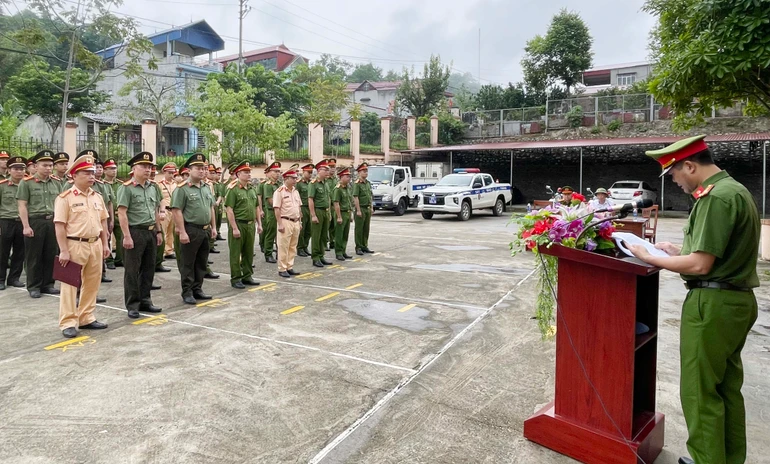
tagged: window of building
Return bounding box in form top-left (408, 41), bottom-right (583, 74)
top-left (250, 57), bottom-right (277, 70)
top-left (362, 82), bottom-right (372, 91)
top-left (617, 73), bottom-right (636, 86)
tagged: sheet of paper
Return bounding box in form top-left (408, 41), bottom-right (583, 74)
top-left (612, 232), bottom-right (670, 258)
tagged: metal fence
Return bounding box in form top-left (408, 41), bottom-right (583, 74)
top-left (77, 132), bottom-right (143, 178)
top-left (390, 118), bottom-right (408, 151)
top-left (275, 133), bottom-right (310, 160)
top-left (463, 107), bottom-right (545, 138)
top-left (0, 137), bottom-right (61, 158)
top-left (324, 124), bottom-right (351, 157)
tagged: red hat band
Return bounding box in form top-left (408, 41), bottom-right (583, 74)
top-left (657, 139), bottom-right (709, 170)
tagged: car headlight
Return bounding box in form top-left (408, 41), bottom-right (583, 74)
top-left (382, 194), bottom-right (392, 202)
top-left (453, 197), bottom-right (459, 204)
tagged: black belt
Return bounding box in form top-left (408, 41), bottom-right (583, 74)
top-left (236, 219), bottom-right (255, 225)
top-left (29, 214), bottom-right (53, 220)
top-left (130, 224), bottom-right (156, 231)
top-left (314, 207), bottom-right (329, 211)
top-left (280, 216), bottom-right (300, 222)
top-left (685, 281), bottom-right (751, 292)
top-left (68, 236), bottom-right (99, 243)
top-left (0, 217), bottom-right (21, 222)
top-left (185, 222), bottom-right (210, 230)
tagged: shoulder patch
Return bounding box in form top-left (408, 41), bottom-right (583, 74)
top-left (122, 179), bottom-right (133, 186)
top-left (227, 180), bottom-right (238, 190)
top-left (23, 175), bottom-right (33, 181)
top-left (0, 179), bottom-right (9, 185)
top-left (50, 175), bottom-right (60, 181)
top-left (310, 179), bottom-right (317, 184)
top-left (95, 179), bottom-right (104, 184)
top-left (58, 189), bottom-right (72, 198)
top-left (177, 181), bottom-right (188, 188)
top-left (696, 184), bottom-right (714, 199)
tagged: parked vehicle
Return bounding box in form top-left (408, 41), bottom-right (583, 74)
top-left (418, 168), bottom-right (513, 221)
top-left (369, 164), bottom-right (440, 216)
top-left (609, 180), bottom-right (657, 203)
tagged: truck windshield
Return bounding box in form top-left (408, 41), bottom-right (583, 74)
top-left (368, 167), bottom-right (393, 183)
top-left (436, 174), bottom-right (472, 187)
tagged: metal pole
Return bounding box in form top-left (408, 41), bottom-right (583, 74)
top-left (499, 109), bottom-right (503, 137)
top-left (545, 99), bottom-right (549, 133)
top-left (237, 0), bottom-right (250, 75)
top-left (450, 151), bottom-right (453, 172)
top-left (661, 176), bottom-right (665, 211)
top-left (510, 150), bottom-right (513, 185)
top-left (649, 94), bottom-right (654, 122)
top-left (763, 141), bottom-right (768, 218)
top-left (579, 147), bottom-right (583, 193)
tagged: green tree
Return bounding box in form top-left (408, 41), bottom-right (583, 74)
top-left (644, 0), bottom-right (770, 126)
top-left (7, 60), bottom-right (108, 142)
top-left (448, 72), bottom-right (481, 94)
top-left (360, 111), bottom-right (381, 144)
top-left (453, 84), bottom-right (477, 112)
top-left (396, 55), bottom-right (451, 117)
top-left (347, 63), bottom-right (383, 83)
top-left (191, 80), bottom-right (295, 164)
top-left (317, 54), bottom-right (352, 81)
top-left (521, 9), bottom-right (593, 95)
top-left (475, 84), bottom-right (504, 110)
top-left (114, 74), bottom-right (187, 134)
top-left (383, 69), bottom-right (401, 81)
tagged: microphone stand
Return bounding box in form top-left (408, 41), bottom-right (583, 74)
top-left (575, 211), bottom-right (629, 244)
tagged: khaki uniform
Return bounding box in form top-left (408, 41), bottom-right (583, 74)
top-left (157, 178), bottom-right (177, 256)
top-left (273, 185), bottom-right (301, 272)
top-left (54, 186), bottom-right (108, 329)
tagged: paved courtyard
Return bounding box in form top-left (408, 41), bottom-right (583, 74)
top-left (0, 211), bottom-right (768, 463)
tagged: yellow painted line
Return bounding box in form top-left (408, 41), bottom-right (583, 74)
top-left (397, 304), bottom-right (417, 313)
top-left (345, 283), bottom-right (363, 290)
top-left (197, 298), bottom-right (223, 307)
top-left (132, 315), bottom-right (167, 325)
top-left (44, 336), bottom-right (90, 350)
top-left (250, 283), bottom-right (277, 292)
top-left (315, 291), bottom-right (340, 302)
top-left (326, 264), bottom-right (341, 269)
top-left (372, 252), bottom-right (382, 256)
top-left (280, 305), bottom-right (305, 315)
top-left (352, 258), bottom-right (362, 262)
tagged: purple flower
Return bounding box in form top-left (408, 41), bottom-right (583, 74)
top-left (585, 238), bottom-right (597, 251)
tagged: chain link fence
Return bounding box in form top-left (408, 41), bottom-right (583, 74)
top-left (463, 107), bottom-right (546, 138)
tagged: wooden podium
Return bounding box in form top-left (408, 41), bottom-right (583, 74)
top-left (523, 244), bottom-right (665, 464)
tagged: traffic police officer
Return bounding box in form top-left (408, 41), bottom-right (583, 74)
top-left (16, 149), bottom-right (62, 298)
top-left (158, 162), bottom-right (178, 259)
top-left (0, 155), bottom-right (27, 290)
top-left (77, 151), bottom-right (114, 283)
top-left (53, 154), bottom-right (110, 338)
top-left (171, 154), bottom-right (217, 305)
top-left (325, 158), bottom-right (337, 250)
top-left (308, 159), bottom-right (332, 268)
top-left (52, 152), bottom-right (69, 187)
top-left (353, 162), bottom-right (374, 255)
top-left (628, 135), bottom-right (760, 464)
top-left (296, 163), bottom-right (314, 257)
top-left (116, 151), bottom-right (163, 318)
top-left (0, 149), bottom-right (9, 179)
top-left (332, 167), bottom-right (353, 261)
top-left (273, 165), bottom-right (302, 277)
top-left (261, 162), bottom-right (281, 263)
top-left (224, 160), bottom-right (261, 289)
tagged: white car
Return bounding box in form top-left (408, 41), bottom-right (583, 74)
top-left (418, 170), bottom-right (513, 221)
top-left (609, 180), bottom-right (658, 204)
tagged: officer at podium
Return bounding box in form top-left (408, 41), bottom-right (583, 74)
top-left (628, 135), bottom-right (759, 464)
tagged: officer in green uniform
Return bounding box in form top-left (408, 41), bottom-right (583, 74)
top-left (102, 158), bottom-right (122, 268)
top-left (0, 149), bottom-right (9, 180)
top-left (205, 164), bottom-right (222, 255)
top-left (16, 150), bottom-right (62, 298)
top-left (332, 167), bottom-right (354, 261)
top-left (261, 162), bottom-right (281, 263)
top-left (0, 155), bottom-right (27, 290)
top-left (116, 151), bottom-right (163, 318)
top-left (256, 177), bottom-right (265, 254)
top-left (352, 162), bottom-right (374, 255)
top-left (147, 165), bottom-right (172, 273)
top-left (308, 159), bottom-right (332, 267)
top-left (224, 160), bottom-right (261, 289)
top-left (324, 158), bottom-right (337, 250)
top-left (52, 152), bottom-right (69, 188)
top-left (628, 135), bottom-right (759, 464)
top-left (214, 165), bottom-right (226, 241)
top-left (296, 163), bottom-right (314, 257)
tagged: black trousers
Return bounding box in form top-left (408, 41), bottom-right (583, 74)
top-left (24, 217), bottom-right (57, 292)
top-left (124, 227), bottom-right (156, 311)
top-left (0, 219), bottom-right (25, 285)
top-left (180, 224), bottom-right (209, 298)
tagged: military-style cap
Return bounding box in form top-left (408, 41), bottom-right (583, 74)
top-left (66, 154), bottom-right (95, 176)
top-left (26, 159), bottom-right (35, 167)
top-left (128, 151), bottom-right (154, 167)
top-left (179, 167), bottom-right (190, 175)
top-left (264, 161), bottom-right (282, 173)
top-left (103, 158), bottom-right (117, 169)
top-left (325, 158), bottom-right (337, 167)
top-left (301, 163), bottom-right (315, 172)
top-left (561, 186), bottom-right (574, 194)
top-left (208, 163), bottom-right (217, 173)
top-left (0, 149), bottom-right (9, 159)
top-left (151, 165), bottom-right (158, 173)
top-left (78, 149), bottom-right (98, 159)
top-left (7, 156), bottom-right (26, 168)
top-left (231, 161), bottom-right (251, 175)
top-left (215, 166), bottom-right (222, 174)
top-left (646, 135), bottom-right (708, 176)
top-left (315, 160), bottom-right (330, 171)
top-left (594, 187), bottom-right (608, 195)
top-left (53, 152), bottom-right (70, 164)
top-left (31, 150), bottom-right (55, 163)
top-left (162, 162), bottom-right (177, 172)
top-left (337, 167), bottom-right (351, 177)
top-left (183, 153), bottom-right (207, 169)
top-left (356, 162), bottom-right (369, 172)
top-left (282, 168), bottom-right (298, 178)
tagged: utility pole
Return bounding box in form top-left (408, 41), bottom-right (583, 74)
top-left (478, 28), bottom-right (481, 83)
top-left (238, 0), bottom-right (251, 74)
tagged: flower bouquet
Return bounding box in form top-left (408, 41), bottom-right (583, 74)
top-left (510, 203), bottom-right (617, 339)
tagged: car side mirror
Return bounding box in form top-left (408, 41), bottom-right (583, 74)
top-left (473, 182), bottom-right (482, 189)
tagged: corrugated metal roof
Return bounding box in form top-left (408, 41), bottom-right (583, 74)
top-left (404, 133), bottom-right (770, 153)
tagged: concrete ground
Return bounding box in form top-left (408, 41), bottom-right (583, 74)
top-left (0, 210), bottom-right (768, 464)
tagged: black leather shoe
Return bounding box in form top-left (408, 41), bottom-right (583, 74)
top-left (183, 296), bottom-right (197, 305)
top-left (287, 269), bottom-right (301, 276)
top-left (155, 266), bottom-right (171, 273)
top-left (9, 280), bottom-right (24, 288)
top-left (80, 321), bottom-right (108, 330)
top-left (151, 284), bottom-right (162, 290)
top-left (142, 305), bottom-right (163, 313)
top-left (204, 272), bottom-right (219, 279)
top-left (678, 458), bottom-right (695, 464)
top-left (96, 297), bottom-right (107, 303)
top-left (297, 249), bottom-right (309, 257)
top-left (62, 327), bottom-right (78, 338)
top-left (127, 310), bottom-right (140, 319)
top-left (343, 253), bottom-right (353, 259)
top-left (209, 248), bottom-right (220, 254)
top-left (193, 292), bottom-right (212, 300)
top-left (114, 262), bottom-right (124, 267)
top-left (164, 253), bottom-right (176, 259)
top-left (336, 255), bottom-right (345, 261)
top-left (356, 249), bottom-right (364, 255)
top-left (326, 245), bottom-right (331, 251)
top-left (208, 260), bottom-right (214, 264)
top-left (216, 234), bottom-right (225, 241)
top-left (313, 261), bottom-right (324, 268)
top-left (106, 262), bottom-right (116, 270)
top-left (242, 278), bottom-right (260, 286)
top-left (29, 290), bottom-right (41, 298)
top-left (232, 281), bottom-right (246, 289)
top-left (321, 258), bottom-right (333, 265)
top-left (265, 256), bottom-right (277, 263)
top-left (101, 275), bottom-right (112, 283)
top-left (278, 271), bottom-right (291, 278)
top-left (363, 248), bottom-right (374, 254)
top-left (42, 287), bottom-right (60, 295)
top-left (0, 283), bottom-right (5, 291)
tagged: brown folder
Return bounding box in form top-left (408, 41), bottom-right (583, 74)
top-left (53, 257), bottom-right (82, 288)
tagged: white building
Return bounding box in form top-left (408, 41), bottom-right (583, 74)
top-left (578, 61), bottom-right (654, 95)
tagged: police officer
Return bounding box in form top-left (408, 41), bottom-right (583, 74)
top-left (205, 164), bottom-right (222, 255)
top-left (224, 160), bottom-right (261, 289)
top-left (52, 152), bottom-right (69, 186)
top-left (325, 158), bottom-right (337, 250)
top-left (26, 159), bottom-right (36, 177)
top-left (273, 165), bottom-right (302, 277)
top-left (0, 155), bottom-right (27, 290)
top-left (296, 163), bottom-right (314, 257)
top-left (158, 162), bottom-right (178, 260)
top-left (211, 165), bottom-right (226, 241)
top-left (102, 158), bottom-right (122, 269)
top-left (53, 154), bottom-right (110, 338)
top-left (171, 154), bottom-right (217, 305)
top-left (261, 162), bottom-right (281, 263)
top-left (353, 162), bottom-right (374, 255)
top-left (0, 149), bottom-right (9, 179)
top-left (116, 152), bottom-right (163, 318)
top-left (308, 159), bottom-right (332, 268)
top-left (628, 135), bottom-right (760, 464)
top-left (78, 152), bottom-right (114, 284)
top-left (332, 167), bottom-right (354, 261)
top-left (16, 150), bottom-right (62, 298)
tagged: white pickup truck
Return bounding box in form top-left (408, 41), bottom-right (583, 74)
top-left (418, 169), bottom-right (513, 221)
top-left (369, 164), bottom-right (439, 216)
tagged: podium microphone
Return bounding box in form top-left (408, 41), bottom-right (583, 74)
top-left (596, 199), bottom-right (654, 215)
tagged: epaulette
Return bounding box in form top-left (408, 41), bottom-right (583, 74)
top-left (310, 179), bottom-right (317, 183)
top-left (51, 175), bottom-right (61, 181)
top-left (122, 179), bottom-right (133, 186)
top-left (227, 180), bottom-right (238, 190)
top-left (149, 179), bottom-right (157, 184)
top-left (23, 175), bottom-right (33, 181)
top-left (58, 189), bottom-right (72, 198)
top-left (0, 179), bottom-right (9, 185)
top-left (695, 184), bottom-right (714, 199)
top-left (177, 181), bottom-right (188, 188)
top-left (94, 179), bottom-right (104, 184)
top-left (336, 183), bottom-right (341, 189)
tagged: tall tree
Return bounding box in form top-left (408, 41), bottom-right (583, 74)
top-left (475, 84), bottom-right (504, 110)
top-left (521, 9), bottom-right (593, 95)
top-left (383, 69), bottom-right (401, 81)
top-left (347, 63), bottom-right (384, 83)
top-left (113, 74), bottom-right (187, 135)
top-left (317, 54), bottom-right (352, 81)
top-left (448, 72), bottom-right (481, 94)
top-left (644, 0), bottom-right (770, 124)
top-left (396, 55), bottom-right (451, 117)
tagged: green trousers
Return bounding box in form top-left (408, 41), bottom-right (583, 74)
top-left (229, 221), bottom-right (255, 284)
top-left (112, 226), bottom-right (124, 265)
top-left (299, 206), bottom-right (312, 251)
top-left (334, 211), bottom-right (351, 255)
top-left (262, 212), bottom-right (277, 257)
top-left (328, 211), bottom-right (336, 246)
top-left (354, 207), bottom-right (372, 251)
top-left (680, 288), bottom-right (758, 464)
top-left (215, 206), bottom-right (223, 236)
top-left (311, 208), bottom-right (330, 261)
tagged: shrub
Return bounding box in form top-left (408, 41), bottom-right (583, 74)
top-left (590, 125), bottom-right (602, 134)
top-left (567, 105), bottom-right (584, 128)
top-left (607, 119), bottom-right (622, 132)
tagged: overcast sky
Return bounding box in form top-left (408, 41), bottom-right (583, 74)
top-left (114, 0), bottom-right (655, 85)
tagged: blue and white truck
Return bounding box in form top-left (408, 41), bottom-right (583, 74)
top-left (369, 163), bottom-right (441, 216)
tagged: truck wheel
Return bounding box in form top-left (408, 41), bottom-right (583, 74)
top-left (458, 200), bottom-right (472, 221)
top-left (492, 197), bottom-right (505, 216)
top-left (394, 198), bottom-right (407, 216)
top-left (421, 212), bottom-right (433, 220)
